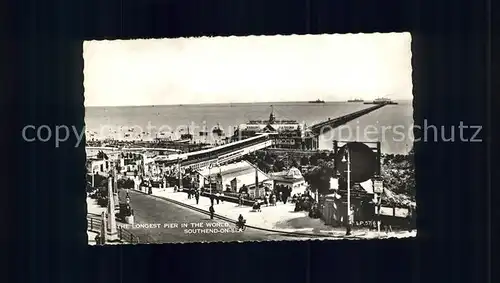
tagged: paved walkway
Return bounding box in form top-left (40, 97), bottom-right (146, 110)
top-left (147, 187), bottom-right (416, 239)
top-left (152, 187), bottom-right (310, 231)
top-left (87, 195), bottom-right (106, 216)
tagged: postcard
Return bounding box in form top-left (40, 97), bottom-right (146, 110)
top-left (83, 33), bottom-right (416, 245)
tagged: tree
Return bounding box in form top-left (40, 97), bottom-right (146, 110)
top-left (309, 155), bottom-right (319, 166)
top-left (117, 178), bottom-right (134, 189)
top-left (88, 173), bottom-right (108, 189)
top-left (257, 161), bottom-right (271, 173)
top-left (282, 154), bottom-right (292, 169)
top-left (381, 150), bottom-right (415, 199)
top-left (326, 152), bottom-right (335, 162)
top-left (300, 156), bottom-right (309, 166)
top-left (97, 151), bottom-right (108, 160)
top-left (274, 159), bottom-right (286, 172)
top-left (264, 152), bottom-right (276, 164)
top-left (319, 151), bottom-right (328, 160)
top-left (304, 162), bottom-right (334, 196)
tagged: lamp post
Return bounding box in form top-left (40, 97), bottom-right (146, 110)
top-left (341, 147), bottom-right (352, 236)
top-left (142, 153), bottom-right (146, 176)
top-left (177, 157), bottom-right (182, 191)
top-left (372, 178), bottom-right (382, 236)
top-left (208, 163), bottom-right (212, 195)
top-left (217, 159), bottom-right (221, 193)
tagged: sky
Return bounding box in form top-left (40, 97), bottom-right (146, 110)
top-left (83, 33), bottom-right (412, 107)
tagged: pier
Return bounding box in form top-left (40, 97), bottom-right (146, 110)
top-left (308, 104), bottom-right (386, 134)
top-left (152, 134), bottom-right (275, 170)
top-left (123, 102), bottom-right (385, 169)
top-left (87, 105), bottom-right (389, 170)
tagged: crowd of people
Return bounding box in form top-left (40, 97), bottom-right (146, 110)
top-left (250, 188), bottom-right (295, 212)
top-left (184, 187), bottom-right (201, 204)
top-left (246, 187), bottom-right (321, 219)
top-left (291, 190), bottom-right (320, 218)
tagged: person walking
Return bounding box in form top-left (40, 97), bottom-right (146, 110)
top-left (283, 192), bottom-right (289, 204)
top-left (94, 234), bottom-right (101, 245)
top-left (345, 205), bottom-right (354, 236)
top-left (195, 190), bottom-right (200, 205)
top-left (237, 214), bottom-right (246, 231)
top-left (209, 205), bottom-right (215, 220)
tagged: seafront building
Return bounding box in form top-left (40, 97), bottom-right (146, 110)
top-left (193, 160), bottom-right (272, 195)
top-left (87, 158), bottom-right (112, 175)
top-left (268, 167), bottom-right (308, 196)
top-left (231, 108), bottom-right (319, 150)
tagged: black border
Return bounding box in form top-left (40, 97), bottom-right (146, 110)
top-left (5, 0), bottom-right (490, 282)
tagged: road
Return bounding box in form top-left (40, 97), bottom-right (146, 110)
top-left (118, 190), bottom-right (299, 244)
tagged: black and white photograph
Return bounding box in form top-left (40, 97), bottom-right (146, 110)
top-left (84, 33), bottom-right (416, 245)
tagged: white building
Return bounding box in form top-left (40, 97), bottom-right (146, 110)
top-left (269, 167), bottom-right (307, 195)
top-left (87, 158), bottom-right (112, 175)
top-left (195, 160), bottom-right (272, 193)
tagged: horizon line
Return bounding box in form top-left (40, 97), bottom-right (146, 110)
top-left (85, 98), bottom-right (413, 108)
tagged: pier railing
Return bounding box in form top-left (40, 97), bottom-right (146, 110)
top-left (310, 104), bottom-right (386, 133)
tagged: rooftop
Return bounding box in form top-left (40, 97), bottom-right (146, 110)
top-left (269, 167), bottom-right (305, 182)
top-left (197, 160), bottom-right (270, 181)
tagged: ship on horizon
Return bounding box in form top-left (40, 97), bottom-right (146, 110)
top-left (308, 99), bottom-right (325, 104)
top-left (347, 98), bottom-right (364, 102)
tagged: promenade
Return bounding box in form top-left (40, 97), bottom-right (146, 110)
top-left (85, 187), bottom-right (416, 241)
top-left (147, 187), bottom-right (416, 239)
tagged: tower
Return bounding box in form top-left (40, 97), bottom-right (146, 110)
top-left (269, 105), bottom-right (276, 124)
top-left (255, 166), bottom-right (260, 198)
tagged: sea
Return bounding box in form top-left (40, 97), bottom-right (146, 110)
top-left (85, 100), bottom-right (414, 155)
